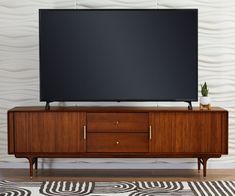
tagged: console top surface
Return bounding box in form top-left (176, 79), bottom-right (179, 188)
top-left (9, 106), bottom-right (227, 112)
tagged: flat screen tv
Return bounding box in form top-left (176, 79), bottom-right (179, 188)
top-left (39, 9), bottom-right (198, 104)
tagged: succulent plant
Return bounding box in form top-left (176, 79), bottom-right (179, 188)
top-left (201, 82), bottom-right (209, 97)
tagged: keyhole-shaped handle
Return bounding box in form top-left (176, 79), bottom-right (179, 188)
top-left (116, 121), bottom-right (119, 125)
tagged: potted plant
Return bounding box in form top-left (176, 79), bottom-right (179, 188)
top-left (200, 82), bottom-right (211, 109)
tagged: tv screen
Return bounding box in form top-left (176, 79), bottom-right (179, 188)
top-left (39, 9), bottom-right (198, 102)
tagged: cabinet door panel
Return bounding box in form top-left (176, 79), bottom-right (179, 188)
top-left (14, 112), bottom-right (31, 153)
top-left (175, 112), bottom-right (205, 153)
top-left (54, 112), bottom-right (85, 152)
top-left (151, 112), bottom-right (222, 153)
top-left (150, 112), bottom-right (175, 153)
top-left (14, 112), bottom-right (85, 153)
top-left (204, 112), bottom-right (222, 153)
top-left (30, 112), bottom-right (57, 153)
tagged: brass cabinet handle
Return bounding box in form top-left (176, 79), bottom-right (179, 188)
top-left (83, 125), bottom-right (86, 140)
top-left (149, 125), bottom-right (152, 140)
top-left (116, 141), bottom-right (119, 144)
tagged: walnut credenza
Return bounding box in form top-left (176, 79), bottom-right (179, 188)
top-left (8, 106), bottom-right (228, 177)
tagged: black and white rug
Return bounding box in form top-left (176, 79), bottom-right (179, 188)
top-left (0, 180), bottom-right (234, 196)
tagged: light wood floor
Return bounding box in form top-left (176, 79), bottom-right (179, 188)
top-left (0, 169), bottom-right (235, 181)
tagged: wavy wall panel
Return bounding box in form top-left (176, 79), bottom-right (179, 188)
top-left (0, 0), bottom-right (235, 168)
top-left (77, 0), bottom-right (156, 9)
top-left (0, 0), bottom-right (75, 164)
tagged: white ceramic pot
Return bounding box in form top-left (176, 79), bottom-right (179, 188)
top-left (200, 96), bottom-right (210, 105)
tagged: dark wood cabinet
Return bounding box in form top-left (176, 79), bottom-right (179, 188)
top-left (8, 106), bottom-right (228, 177)
top-left (12, 112), bottom-right (86, 153)
top-left (150, 111), bottom-right (226, 154)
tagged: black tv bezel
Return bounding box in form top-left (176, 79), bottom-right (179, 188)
top-left (39, 9), bottom-right (198, 103)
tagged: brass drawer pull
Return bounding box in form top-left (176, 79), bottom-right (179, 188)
top-left (83, 125), bottom-right (86, 140)
top-left (149, 125), bottom-right (152, 140)
top-left (116, 141), bottom-right (119, 144)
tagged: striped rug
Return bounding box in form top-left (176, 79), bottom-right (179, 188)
top-left (0, 180), bottom-right (234, 196)
top-left (188, 181), bottom-right (235, 196)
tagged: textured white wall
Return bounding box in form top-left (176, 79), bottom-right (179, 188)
top-left (0, 0), bottom-right (234, 169)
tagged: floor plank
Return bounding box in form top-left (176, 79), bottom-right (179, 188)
top-left (0, 169), bottom-right (234, 181)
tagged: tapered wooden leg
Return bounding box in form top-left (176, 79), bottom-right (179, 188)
top-left (203, 157), bottom-right (209, 177)
top-left (198, 158), bottom-right (201, 173)
top-left (197, 157), bottom-right (209, 177)
top-left (35, 158), bottom-right (38, 170)
top-left (28, 157), bottom-right (34, 177)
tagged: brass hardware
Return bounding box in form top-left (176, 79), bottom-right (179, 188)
top-left (116, 121), bottom-right (119, 125)
top-left (116, 141), bottom-right (119, 144)
top-left (149, 125), bottom-right (152, 140)
top-left (83, 125), bottom-right (86, 140)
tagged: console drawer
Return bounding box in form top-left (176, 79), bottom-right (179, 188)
top-left (87, 113), bottom-right (148, 132)
top-left (87, 133), bottom-right (149, 152)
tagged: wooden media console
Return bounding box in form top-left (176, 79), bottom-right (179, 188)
top-left (8, 106), bottom-right (228, 177)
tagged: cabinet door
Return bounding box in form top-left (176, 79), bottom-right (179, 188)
top-left (14, 112), bottom-right (86, 153)
top-left (150, 112), bottom-right (222, 153)
top-left (149, 112), bottom-right (175, 153)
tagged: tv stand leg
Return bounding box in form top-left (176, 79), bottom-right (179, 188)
top-left (203, 157), bottom-right (209, 177)
top-left (197, 158), bottom-right (201, 173)
top-left (27, 157), bottom-right (38, 177)
top-left (185, 101), bottom-right (193, 110)
top-left (198, 157), bottom-right (209, 177)
top-left (45, 101), bottom-right (50, 110)
top-left (27, 157), bottom-right (34, 177)
top-left (35, 158), bottom-right (38, 171)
